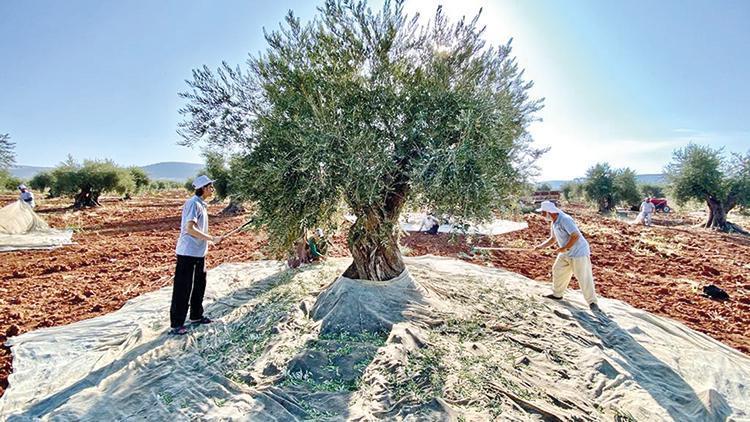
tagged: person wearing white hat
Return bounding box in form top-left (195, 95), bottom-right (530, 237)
top-left (18, 184), bottom-right (35, 208)
top-left (169, 175), bottom-right (224, 335)
top-left (533, 200), bottom-right (600, 312)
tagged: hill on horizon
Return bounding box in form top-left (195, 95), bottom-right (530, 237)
top-left (9, 161), bottom-right (203, 182)
top-left (539, 173), bottom-right (667, 190)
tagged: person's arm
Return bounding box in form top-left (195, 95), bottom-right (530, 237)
top-left (186, 221), bottom-right (222, 244)
top-left (534, 236), bottom-right (556, 250)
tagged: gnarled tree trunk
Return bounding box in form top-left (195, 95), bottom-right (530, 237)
top-left (705, 197), bottom-right (747, 234)
top-left (74, 187), bottom-right (102, 209)
top-left (342, 182), bottom-right (409, 281)
top-left (705, 197), bottom-right (728, 230)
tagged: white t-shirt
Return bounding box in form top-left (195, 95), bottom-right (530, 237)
top-left (20, 191), bottom-right (35, 208)
top-left (640, 201), bottom-right (655, 213)
top-left (422, 215), bottom-right (440, 229)
top-left (175, 195), bottom-right (209, 257)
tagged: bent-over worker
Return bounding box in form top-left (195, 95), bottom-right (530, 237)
top-left (18, 184), bottom-right (35, 208)
top-left (533, 201), bottom-right (600, 312)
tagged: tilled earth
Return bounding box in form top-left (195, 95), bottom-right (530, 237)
top-left (1, 194), bottom-right (748, 396)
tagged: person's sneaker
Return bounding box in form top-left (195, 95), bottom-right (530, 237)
top-left (169, 326), bottom-right (188, 335)
top-left (543, 293), bottom-right (563, 300)
top-left (589, 303), bottom-right (601, 312)
top-left (190, 316), bottom-right (212, 325)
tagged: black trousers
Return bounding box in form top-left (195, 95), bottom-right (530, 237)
top-left (426, 224), bottom-right (439, 235)
top-left (170, 255), bottom-right (207, 328)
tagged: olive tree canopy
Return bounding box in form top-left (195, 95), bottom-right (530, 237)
top-left (178, 0), bottom-right (544, 280)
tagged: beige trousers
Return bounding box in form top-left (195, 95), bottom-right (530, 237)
top-left (552, 254), bottom-right (598, 304)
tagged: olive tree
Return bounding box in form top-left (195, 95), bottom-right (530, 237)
top-left (48, 158), bottom-right (135, 208)
top-left (178, 1), bottom-right (543, 280)
top-left (666, 144), bottom-right (749, 232)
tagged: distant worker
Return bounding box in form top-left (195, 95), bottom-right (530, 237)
top-left (639, 197), bottom-right (655, 226)
top-left (169, 175), bottom-right (223, 335)
top-left (418, 212), bottom-right (440, 235)
top-left (308, 228), bottom-right (328, 262)
top-left (533, 201), bottom-right (600, 312)
top-left (18, 184), bottom-right (35, 208)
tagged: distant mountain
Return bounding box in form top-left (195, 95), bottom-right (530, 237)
top-left (8, 165), bottom-right (53, 179)
top-left (140, 162), bottom-right (203, 181)
top-left (539, 174), bottom-right (667, 190)
top-left (10, 161), bottom-right (203, 182)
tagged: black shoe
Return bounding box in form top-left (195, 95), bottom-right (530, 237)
top-left (589, 303), bottom-right (601, 312)
top-left (169, 326), bottom-right (188, 335)
top-left (543, 293), bottom-right (563, 300)
top-left (190, 316), bottom-right (212, 325)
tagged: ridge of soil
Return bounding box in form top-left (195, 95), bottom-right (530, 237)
top-left (1, 194), bottom-right (748, 396)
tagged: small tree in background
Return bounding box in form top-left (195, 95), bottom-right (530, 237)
top-left (640, 183), bottom-right (664, 199)
top-left (536, 182), bottom-right (552, 192)
top-left (30, 172), bottom-right (55, 193)
top-left (128, 167), bottom-right (151, 194)
top-left (0, 133), bottom-right (15, 170)
top-left (583, 164), bottom-right (640, 211)
top-left (48, 158), bottom-right (135, 208)
top-left (178, 1), bottom-right (544, 280)
top-left (583, 163), bottom-right (614, 212)
top-left (613, 168), bottom-right (640, 209)
top-left (666, 144), bottom-right (749, 232)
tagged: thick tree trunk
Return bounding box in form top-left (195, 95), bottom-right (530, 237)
top-left (342, 212), bottom-right (405, 281)
top-left (705, 198), bottom-right (728, 230)
top-left (74, 187), bottom-right (101, 209)
top-left (220, 197), bottom-right (246, 216)
top-left (342, 181), bottom-right (409, 281)
top-left (704, 198), bottom-right (748, 234)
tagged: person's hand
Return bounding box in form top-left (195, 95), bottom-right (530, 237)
top-left (556, 247), bottom-right (568, 254)
top-left (212, 235), bottom-right (224, 244)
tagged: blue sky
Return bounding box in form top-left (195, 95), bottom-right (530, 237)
top-left (1, 0), bottom-right (748, 180)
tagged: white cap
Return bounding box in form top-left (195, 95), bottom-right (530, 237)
top-left (535, 200), bottom-right (561, 214)
top-left (315, 228), bottom-right (324, 237)
top-left (18, 184), bottom-right (27, 191)
top-left (192, 175), bottom-right (215, 189)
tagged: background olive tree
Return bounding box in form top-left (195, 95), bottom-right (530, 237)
top-left (46, 158), bottom-right (136, 208)
top-left (583, 163), bottom-right (640, 212)
top-left (666, 143), bottom-right (749, 232)
top-left (178, 1), bottom-right (544, 280)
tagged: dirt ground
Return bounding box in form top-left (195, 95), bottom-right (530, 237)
top-left (1, 194), bottom-right (748, 396)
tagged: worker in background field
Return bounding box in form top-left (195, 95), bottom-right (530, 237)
top-left (533, 200), bottom-right (600, 312)
top-left (308, 228), bottom-right (329, 262)
top-left (639, 197), bottom-right (655, 226)
top-left (418, 212), bottom-right (441, 235)
top-left (18, 184), bottom-right (35, 208)
top-left (169, 175), bottom-right (224, 336)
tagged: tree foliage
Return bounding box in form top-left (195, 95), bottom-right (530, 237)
top-left (47, 158), bottom-right (136, 207)
top-left (640, 183), bottom-right (664, 198)
top-left (178, 1), bottom-right (544, 279)
top-left (0, 133), bottom-right (15, 170)
top-left (128, 167), bottom-right (151, 193)
top-left (583, 163), bottom-right (614, 212)
top-left (666, 144), bottom-right (750, 231)
top-left (613, 168), bottom-right (641, 208)
top-left (29, 172), bottom-right (55, 192)
top-left (583, 163), bottom-right (640, 211)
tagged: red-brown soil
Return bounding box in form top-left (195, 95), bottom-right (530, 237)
top-left (1, 195), bottom-right (748, 397)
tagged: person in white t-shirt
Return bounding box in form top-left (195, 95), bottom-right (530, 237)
top-left (169, 175), bottom-right (224, 335)
top-left (18, 184), bottom-right (35, 208)
top-left (639, 198), bottom-right (656, 226)
top-left (419, 212), bottom-right (440, 235)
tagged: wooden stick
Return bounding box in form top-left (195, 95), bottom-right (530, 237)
top-left (472, 246), bottom-right (533, 252)
top-left (222, 219), bottom-right (254, 238)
